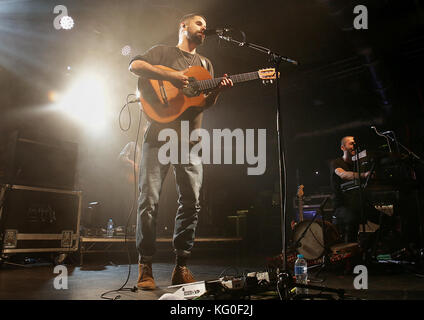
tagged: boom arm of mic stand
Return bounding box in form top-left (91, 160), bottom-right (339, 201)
top-left (383, 132), bottom-right (422, 161)
top-left (217, 35), bottom-right (299, 65)
top-left (371, 126), bottom-right (393, 153)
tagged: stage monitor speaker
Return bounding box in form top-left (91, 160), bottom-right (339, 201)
top-left (0, 131), bottom-right (78, 190)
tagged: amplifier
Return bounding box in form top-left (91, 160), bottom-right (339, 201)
top-left (0, 131), bottom-right (78, 190)
top-left (0, 184), bottom-right (82, 254)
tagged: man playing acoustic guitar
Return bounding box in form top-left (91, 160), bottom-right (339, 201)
top-left (129, 13), bottom-right (233, 290)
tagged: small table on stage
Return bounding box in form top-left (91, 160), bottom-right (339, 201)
top-left (79, 236), bottom-right (243, 266)
top-left (79, 236), bottom-right (136, 265)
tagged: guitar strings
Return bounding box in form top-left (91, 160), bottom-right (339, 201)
top-left (196, 71), bottom-right (260, 91)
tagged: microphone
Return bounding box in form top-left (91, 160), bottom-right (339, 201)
top-left (371, 126), bottom-right (385, 137)
top-left (203, 28), bottom-right (231, 37)
top-left (371, 126), bottom-right (394, 153)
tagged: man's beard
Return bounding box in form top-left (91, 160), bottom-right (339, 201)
top-left (187, 30), bottom-right (204, 45)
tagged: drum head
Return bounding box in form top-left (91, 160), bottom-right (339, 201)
top-left (293, 221), bottom-right (325, 260)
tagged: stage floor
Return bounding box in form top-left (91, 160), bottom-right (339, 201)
top-left (1, 248), bottom-right (424, 300)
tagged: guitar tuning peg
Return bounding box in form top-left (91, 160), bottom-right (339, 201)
top-left (270, 80), bottom-right (273, 84)
top-left (262, 80), bottom-right (265, 85)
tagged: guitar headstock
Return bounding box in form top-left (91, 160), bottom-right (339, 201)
top-left (258, 68), bottom-right (279, 85)
top-left (297, 184), bottom-right (304, 199)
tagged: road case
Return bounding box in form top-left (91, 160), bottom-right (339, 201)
top-left (0, 184), bottom-right (82, 255)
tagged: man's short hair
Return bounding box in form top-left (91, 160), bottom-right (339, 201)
top-left (341, 136), bottom-right (354, 146)
top-left (178, 13), bottom-right (206, 28)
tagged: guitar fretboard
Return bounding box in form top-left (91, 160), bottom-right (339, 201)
top-left (196, 71), bottom-right (260, 91)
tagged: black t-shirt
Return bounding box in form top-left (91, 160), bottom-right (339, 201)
top-left (330, 157), bottom-right (355, 208)
top-left (130, 45), bottom-right (214, 143)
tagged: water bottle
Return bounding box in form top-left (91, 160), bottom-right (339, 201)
top-left (294, 254), bottom-right (308, 295)
top-left (107, 218), bottom-right (114, 237)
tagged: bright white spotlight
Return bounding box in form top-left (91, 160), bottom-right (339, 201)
top-left (121, 45), bottom-right (132, 56)
top-left (48, 90), bottom-right (60, 102)
top-left (60, 16), bottom-right (74, 30)
top-left (58, 72), bottom-right (109, 131)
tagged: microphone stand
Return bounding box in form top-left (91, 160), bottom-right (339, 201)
top-left (371, 128), bottom-right (424, 267)
top-left (217, 31), bottom-right (345, 300)
top-left (382, 131), bottom-right (422, 163)
top-left (353, 142), bottom-right (366, 236)
top-left (293, 197), bottom-right (330, 253)
top-left (371, 126), bottom-right (393, 153)
top-left (379, 130), bottom-right (424, 259)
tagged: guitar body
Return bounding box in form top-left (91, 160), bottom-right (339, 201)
top-left (137, 65), bottom-right (212, 123)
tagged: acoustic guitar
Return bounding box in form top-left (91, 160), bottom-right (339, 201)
top-left (136, 65), bottom-right (277, 123)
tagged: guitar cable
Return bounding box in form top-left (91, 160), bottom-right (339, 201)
top-left (118, 94), bottom-right (136, 132)
top-left (100, 94), bottom-right (142, 300)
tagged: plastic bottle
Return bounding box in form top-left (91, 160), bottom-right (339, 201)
top-left (107, 218), bottom-right (114, 237)
top-left (294, 254), bottom-right (308, 295)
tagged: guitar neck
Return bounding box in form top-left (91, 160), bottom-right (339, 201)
top-left (299, 199), bottom-right (304, 222)
top-left (197, 71), bottom-right (260, 91)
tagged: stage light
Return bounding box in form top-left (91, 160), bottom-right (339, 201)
top-left (121, 45), bottom-right (131, 56)
top-left (47, 90), bottom-right (60, 102)
top-left (60, 16), bottom-right (74, 30)
top-left (57, 72), bottom-right (109, 131)
top-left (315, 171), bottom-right (319, 175)
top-left (67, 66), bottom-right (71, 71)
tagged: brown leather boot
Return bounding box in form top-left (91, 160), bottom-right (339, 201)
top-left (171, 265), bottom-right (196, 285)
top-left (137, 262), bottom-right (156, 290)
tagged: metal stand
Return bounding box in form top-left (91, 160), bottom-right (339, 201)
top-left (353, 142), bottom-right (366, 235)
top-left (381, 130), bottom-right (424, 249)
top-left (0, 184), bottom-right (12, 259)
top-left (217, 29), bottom-right (345, 299)
top-left (371, 127), bottom-right (424, 272)
top-left (293, 197), bottom-right (329, 253)
top-left (293, 198), bottom-right (332, 281)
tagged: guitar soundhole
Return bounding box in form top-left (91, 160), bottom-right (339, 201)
top-left (182, 77), bottom-right (200, 97)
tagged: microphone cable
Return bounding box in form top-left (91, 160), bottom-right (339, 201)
top-left (118, 94), bottom-right (136, 132)
top-left (100, 94), bottom-right (142, 300)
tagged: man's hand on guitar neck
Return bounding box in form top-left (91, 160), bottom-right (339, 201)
top-left (212, 74), bottom-right (234, 92)
top-left (217, 74), bottom-right (233, 91)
